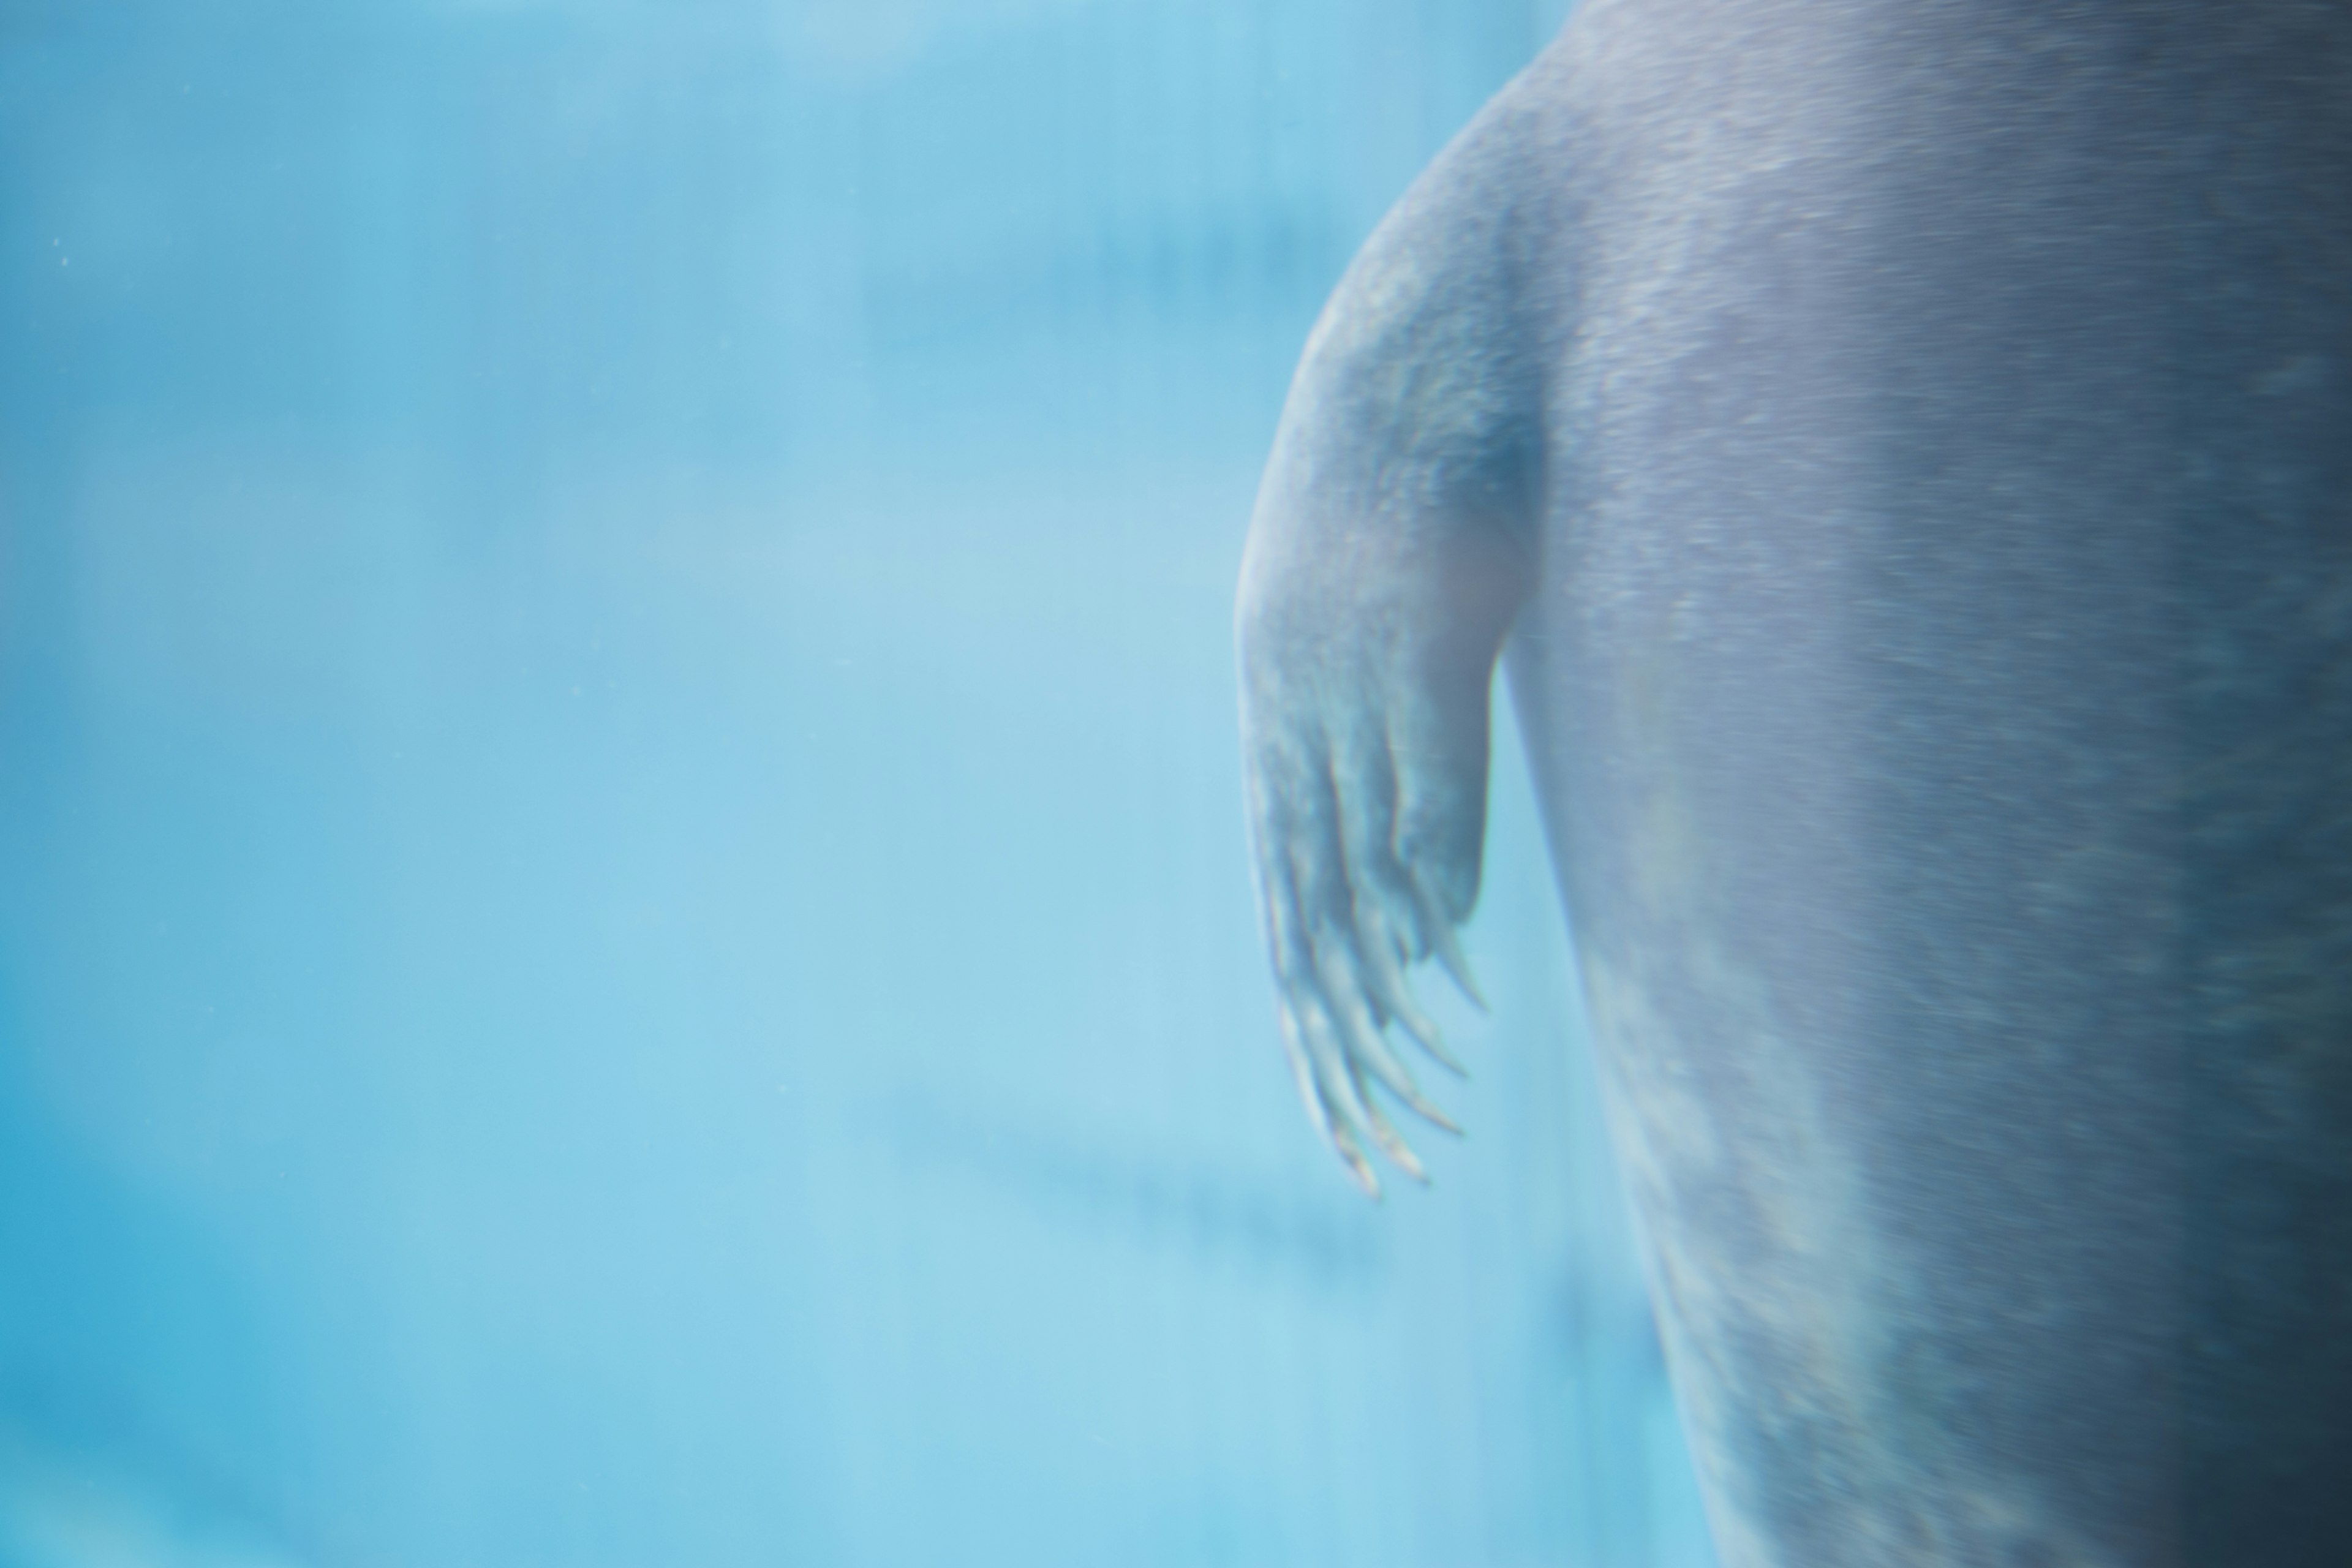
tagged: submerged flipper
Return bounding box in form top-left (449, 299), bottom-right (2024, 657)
top-left (1235, 87), bottom-right (1544, 1196)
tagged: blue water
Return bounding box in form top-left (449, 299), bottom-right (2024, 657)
top-left (0, 2), bottom-right (1714, 1564)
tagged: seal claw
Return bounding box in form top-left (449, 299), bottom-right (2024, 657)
top-left (1356, 1087), bottom-right (1430, 1185)
top-left (1316, 941), bottom-right (1461, 1139)
top-left (1412, 870), bottom-right (1488, 1012)
top-left (1357, 900), bottom-right (1469, 1077)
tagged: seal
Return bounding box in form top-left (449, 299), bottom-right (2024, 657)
top-left (1235, 4), bottom-right (2352, 1565)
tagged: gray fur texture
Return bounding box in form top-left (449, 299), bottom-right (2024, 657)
top-left (1237, 3), bottom-right (2352, 1564)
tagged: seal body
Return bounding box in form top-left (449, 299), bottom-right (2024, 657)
top-left (1237, 3), bottom-right (2352, 1564)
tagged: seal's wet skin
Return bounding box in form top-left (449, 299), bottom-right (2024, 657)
top-left (1235, 3), bottom-right (2352, 1564)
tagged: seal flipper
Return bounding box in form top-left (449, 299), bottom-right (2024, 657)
top-left (1236, 86), bottom-right (1544, 1196)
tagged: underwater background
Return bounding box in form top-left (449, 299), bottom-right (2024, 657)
top-left (0, 1), bottom-right (1716, 1563)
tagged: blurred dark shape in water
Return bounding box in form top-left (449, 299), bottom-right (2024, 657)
top-left (874, 1091), bottom-right (1389, 1295)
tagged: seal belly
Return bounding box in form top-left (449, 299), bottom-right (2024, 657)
top-left (1507, 2), bottom-right (2352, 1564)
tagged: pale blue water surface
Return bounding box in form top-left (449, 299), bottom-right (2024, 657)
top-left (0, 2), bottom-right (1715, 1564)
